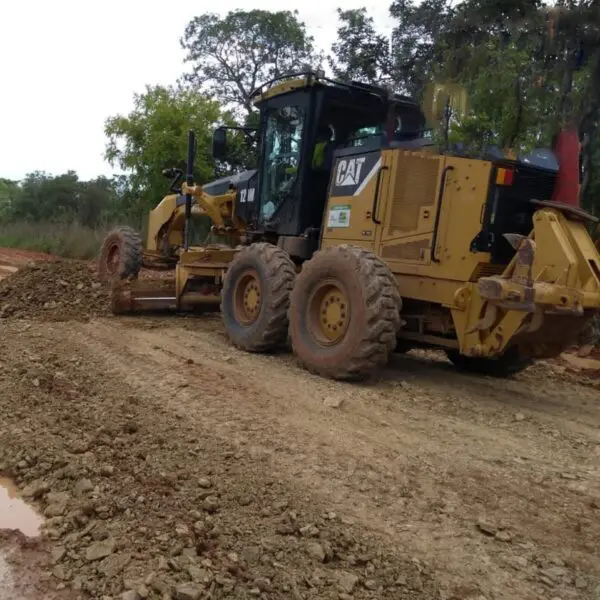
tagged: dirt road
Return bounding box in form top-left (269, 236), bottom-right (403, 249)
top-left (1, 255), bottom-right (600, 600)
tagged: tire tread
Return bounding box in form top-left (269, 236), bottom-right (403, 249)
top-left (290, 244), bottom-right (402, 380)
top-left (98, 226), bottom-right (143, 282)
top-left (221, 242), bottom-right (296, 352)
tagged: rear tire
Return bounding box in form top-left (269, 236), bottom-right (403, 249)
top-left (445, 346), bottom-right (533, 377)
top-left (289, 245), bottom-right (401, 381)
top-left (394, 340), bottom-right (414, 354)
top-left (98, 226), bottom-right (143, 283)
top-left (221, 243), bottom-right (296, 352)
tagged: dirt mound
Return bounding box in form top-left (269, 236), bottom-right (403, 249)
top-left (0, 259), bottom-right (109, 321)
top-left (0, 247), bottom-right (56, 265)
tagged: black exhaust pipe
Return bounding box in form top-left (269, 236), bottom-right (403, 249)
top-left (184, 129), bottom-right (196, 250)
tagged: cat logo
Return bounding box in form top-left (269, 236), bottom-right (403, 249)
top-left (335, 157), bottom-right (366, 187)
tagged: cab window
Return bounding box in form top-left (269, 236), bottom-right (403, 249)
top-left (259, 105), bottom-right (305, 221)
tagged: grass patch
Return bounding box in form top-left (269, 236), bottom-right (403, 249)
top-left (0, 222), bottom-right (109, 260)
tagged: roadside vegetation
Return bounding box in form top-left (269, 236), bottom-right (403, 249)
top-left (0, 222), bottom-right (108, 260)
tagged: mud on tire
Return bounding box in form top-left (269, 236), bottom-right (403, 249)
top-left (221, 242), bottom-right (297, 352)
top-left (445, 346), bottom-right (533, 378)
top-left (98, 226), bottom-right (143, 283)
top-left (289, 245), bottom-right (402, 381)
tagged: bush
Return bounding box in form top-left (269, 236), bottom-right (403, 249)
top-left (0, 222), bottom-right (110, 260)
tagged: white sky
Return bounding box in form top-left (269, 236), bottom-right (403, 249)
top-left (0, 0), bottom-right (395, 182)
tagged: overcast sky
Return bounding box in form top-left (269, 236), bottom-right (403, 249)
top-left (0, 0), bottom-right (395, 182)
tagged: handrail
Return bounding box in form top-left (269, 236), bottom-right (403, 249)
top-left (431, 165), bottom-right (454, 263)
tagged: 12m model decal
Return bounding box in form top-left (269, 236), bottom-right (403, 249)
top-left (239, 187), bottom-right (256, 203)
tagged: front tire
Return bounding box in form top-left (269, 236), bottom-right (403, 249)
top-left (289, 245), bottom-right (401, 381)
top-left (98, 226), bottom-right (143, 283)
top-left (221, 243), bottom-right (296, 352)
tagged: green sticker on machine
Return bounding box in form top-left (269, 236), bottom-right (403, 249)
top-left (328, 204), bottom-right (351, 228)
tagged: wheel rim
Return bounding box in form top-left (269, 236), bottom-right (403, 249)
top-left (233, 268), bottom-right (262, 325)
top-left (105, 243), bottom-right (121, 275)
top-left (307, 279), bottom-right (350, 346)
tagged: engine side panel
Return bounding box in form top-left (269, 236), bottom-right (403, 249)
top-left (231, 171), bottom-right (259, 228)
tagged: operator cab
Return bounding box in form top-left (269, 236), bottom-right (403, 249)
top-left (212, 72), bottom-right (429, 259)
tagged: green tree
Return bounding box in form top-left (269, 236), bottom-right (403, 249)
top-left (180, 10), bottom-right (321, 117)
top-left (78, 176), bottom-right (118, 228)
top-left (13, 171), bottom-right (80, 222)
top-left (329, 1), bottom-right (456, 97)
top-left (436, 0), bottom-right (600, 212)
top-left (440, 37), bottom-right (548, 151)
top-left (329, 8), bottom-right (392, 86)
top-left (0, 178), bottom-right (21, 221)
top-left (104, 85), bottom-right (223, 217)
top-left (389, 0), bottom-right (456, 97)
top-left (5, 171), bottom-right (117, 227)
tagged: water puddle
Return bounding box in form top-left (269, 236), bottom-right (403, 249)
top-left (0, 478), bottom-right (43, 537)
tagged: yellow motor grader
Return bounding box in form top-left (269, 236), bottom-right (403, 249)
top-left (99, 71), bottom-right (600, 379)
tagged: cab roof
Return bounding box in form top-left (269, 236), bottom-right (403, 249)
top-left (249, 71), bottom-right (420, 111)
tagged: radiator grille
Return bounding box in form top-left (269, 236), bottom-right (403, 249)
top-left (387, 155), bottom-right (442, 235)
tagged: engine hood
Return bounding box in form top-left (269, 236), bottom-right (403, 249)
top-left (202, 169), bottom-right (258, 197)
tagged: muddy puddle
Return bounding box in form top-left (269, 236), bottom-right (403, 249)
top-left (0, 478), bottom-right (43, 599)
top-left (0, 478), bottom-right (43, 537)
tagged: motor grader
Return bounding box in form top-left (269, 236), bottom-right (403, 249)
top-left (99, 71), bottom-right (600, 380)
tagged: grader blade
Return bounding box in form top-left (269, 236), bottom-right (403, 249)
top-left (110, 280), bottom-right (177, 315)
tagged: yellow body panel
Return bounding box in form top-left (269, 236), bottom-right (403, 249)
top-left (145, 187), bottom-right (242, 254)
top-left (321, 151), bottom-right (494, 305)
top-left (146, 193), bottom-right (182, 251)
top-left (321, 147), bottom-right (600, 358)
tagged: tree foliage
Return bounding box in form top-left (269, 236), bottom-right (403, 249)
top-left (329, 9), bottom-right (392, 85)
top-left (104, 85), bottom-right (223, 217)
top-left (1, 171), bottom-right (118, 228)
top-left (389, 0), bottom-right (456, 97)
top-left (180, 10), bottom-right (320, 117)
top-left (0, 178), bottom-right (21, 220)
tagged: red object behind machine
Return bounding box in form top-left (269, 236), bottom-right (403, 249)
top-left (551, 127), bottom-right (581, 207)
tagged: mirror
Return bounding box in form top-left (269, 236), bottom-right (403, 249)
top-left (212, 128), bottom-right (227, 160)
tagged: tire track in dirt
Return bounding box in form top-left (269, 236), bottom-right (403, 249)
top-left (1, 319), bottom-right (439, 600)
top-left (56, 316), bottom-right (600, 600)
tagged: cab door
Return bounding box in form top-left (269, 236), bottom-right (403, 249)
top-left (320, 145), bottom-right (393, 251)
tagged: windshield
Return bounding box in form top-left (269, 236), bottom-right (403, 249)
top-left (259, 105), bottom-right (305, 222)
